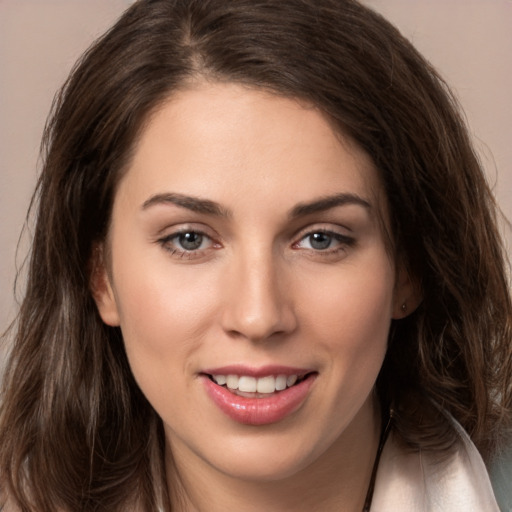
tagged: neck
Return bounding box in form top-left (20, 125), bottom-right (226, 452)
top-left (165, 398), bottom-right (382, 512)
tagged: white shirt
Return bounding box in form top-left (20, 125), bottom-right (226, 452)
top-left (372, 425), bottom-right (500, 511)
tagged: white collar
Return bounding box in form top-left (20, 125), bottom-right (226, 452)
top-left (371, 425), bottom-right (499, 511)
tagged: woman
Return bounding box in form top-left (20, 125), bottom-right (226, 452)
top-left (1, 0), bottom-right (510, 510)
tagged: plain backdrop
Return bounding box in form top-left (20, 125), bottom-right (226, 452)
top-left (0, 1), bottom-right (511, 509)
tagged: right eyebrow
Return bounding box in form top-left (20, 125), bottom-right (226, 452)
top-left (141, 192), bottom-right (231, 218)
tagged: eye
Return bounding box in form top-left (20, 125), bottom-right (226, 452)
top-left (303, 232), bottom-right (334, 250)
top-left (294, 229), bottom-right (355, 252)
top-left (158, 229), bottom-right (217, 256)
top-left (175, 231), bottom-right (207, 251)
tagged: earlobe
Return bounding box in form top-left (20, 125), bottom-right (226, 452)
top-left (392, 266), bottom-right (422, 319)
top-left (89, 245), bottom-right (121, 326)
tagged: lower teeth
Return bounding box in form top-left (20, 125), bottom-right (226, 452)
top-left (232, 389), bottom-right (276, 398)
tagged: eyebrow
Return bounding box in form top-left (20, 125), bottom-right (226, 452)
top-left (141, 191), bottom-right (371, 218)
top-left (141, 193), bottom-right (231, 217)
top-left (289, 193), bottom-right (371, 218)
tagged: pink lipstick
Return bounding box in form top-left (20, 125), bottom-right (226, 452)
top-left (201, 366), bottom-right (317, 425)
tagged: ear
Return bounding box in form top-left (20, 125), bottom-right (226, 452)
top-left (89, 244), bottom-right (120, 326)
top-left (392, 265), bottom-right (422, 319)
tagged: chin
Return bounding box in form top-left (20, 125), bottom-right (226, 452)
top-left (218, 453), bottom-right (314, 483)
top-left (202, 430), bottom-right (330, 483)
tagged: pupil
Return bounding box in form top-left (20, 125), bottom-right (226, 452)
top-left (179, 232), bottom-right (203, 250)
top-left (310, 233), bottom-right (331, 250)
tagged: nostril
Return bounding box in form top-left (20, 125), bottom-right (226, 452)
top-left (219, 267), bottom-right (297, 341)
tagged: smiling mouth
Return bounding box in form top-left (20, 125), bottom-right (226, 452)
top-left (202, 370), bottom-right (318, 425)
top-left (205, 373), bottom-right (314, 398)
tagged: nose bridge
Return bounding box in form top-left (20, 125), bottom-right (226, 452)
top-left (221, 243), bottom-right (295, 341)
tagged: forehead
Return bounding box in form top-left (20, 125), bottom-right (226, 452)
top-left (117, 82), bottom-right (386, 220)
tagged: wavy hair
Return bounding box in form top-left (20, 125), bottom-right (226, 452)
top-left (1, 0), bottom-right (511, 510)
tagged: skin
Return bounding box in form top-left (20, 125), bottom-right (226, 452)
top-left (93, 82), bottom-right (416, 511)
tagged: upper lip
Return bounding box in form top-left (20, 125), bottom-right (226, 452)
top-left (201, 364), bottom-right (314, 378)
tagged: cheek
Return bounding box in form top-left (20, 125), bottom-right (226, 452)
top-left (282, 255), bottom-right (394, 450)
top-left (109, 249), bottom-right (223, 386)
top-left (301, 256), bottom-right (394, 365)
top-left (110, 267), bottom-right (223, 426)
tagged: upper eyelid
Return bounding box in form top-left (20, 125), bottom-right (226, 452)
top-left (292, 223), bottom-right (353, 240)
top-left (155, 223), bottom-right (218, 239)
top-left (159, 229), bottom-right (215, 245)
top-left (162, 227), bottom-right (210, 237)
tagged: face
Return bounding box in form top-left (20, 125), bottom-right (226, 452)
top-left (94, 83), bottom-right (413, 484)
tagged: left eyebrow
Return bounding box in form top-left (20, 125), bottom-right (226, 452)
top-left (288, 193), bottom-right (372, 219)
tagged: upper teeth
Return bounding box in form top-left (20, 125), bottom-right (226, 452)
top-left (212, 374), bottom-right (298, 393)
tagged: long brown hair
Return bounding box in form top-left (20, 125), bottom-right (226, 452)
top-left (1, 0), bottom-right (511, 510)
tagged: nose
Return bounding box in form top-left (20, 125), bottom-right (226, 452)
top-left (220, 249), bottom-right (297, 342)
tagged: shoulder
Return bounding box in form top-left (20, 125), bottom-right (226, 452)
top-left (371, 420), bottom-right (499, 512)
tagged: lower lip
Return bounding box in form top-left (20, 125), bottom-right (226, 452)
top-left (202, 374), bottom-right (316, 425)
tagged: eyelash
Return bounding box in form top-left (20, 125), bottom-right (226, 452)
top-left (157, 229), bottom-right (218, 259)
top-left (156, 227), bottom-right (355, 259)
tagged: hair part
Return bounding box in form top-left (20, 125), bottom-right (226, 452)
top-left (1, 0), bottom-right (511, 510)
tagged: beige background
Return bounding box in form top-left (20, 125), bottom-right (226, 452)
top-left (1, 0), bottom-right (511, 333)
